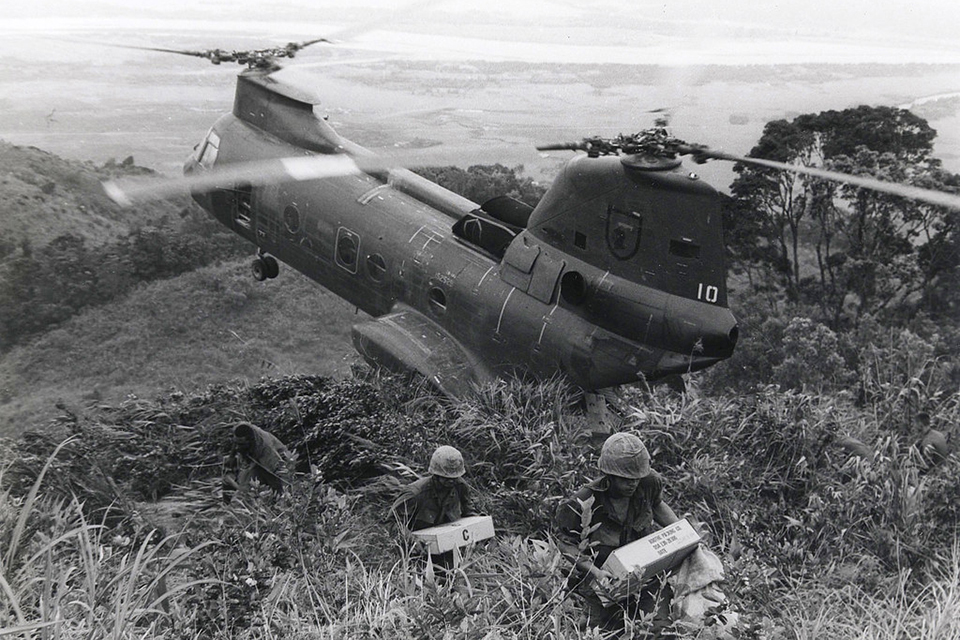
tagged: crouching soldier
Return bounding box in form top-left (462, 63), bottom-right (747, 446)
top-left (556, 432), bottom-right (680, 635)
top-left (222, 422), bottom-right (291, 503)
top-left (392, 445), bottom-right (476, 568)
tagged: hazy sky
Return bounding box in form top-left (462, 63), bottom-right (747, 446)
top-left (5, 0), bottom-right (960, 65)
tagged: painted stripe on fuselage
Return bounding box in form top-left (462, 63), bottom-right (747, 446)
top-left (496, 287), bottom-right (516, 335)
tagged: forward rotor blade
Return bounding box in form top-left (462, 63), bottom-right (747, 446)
top-left (103, 155), bottom-right (365, 206)
top-left (696, 148), bottom-right (960, 211)
top-left (102, 145), bottom-right (536, 206)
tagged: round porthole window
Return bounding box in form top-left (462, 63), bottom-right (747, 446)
top-left (428, 287), bottom-right (447, 314)
top-left (366, 253), bottom-right (387, 282)
top-left (560, 271), bottom-right (587, 306)
top-left (283, 204), bottom-right (301, 233)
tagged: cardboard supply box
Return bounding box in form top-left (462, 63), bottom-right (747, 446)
top-left (594, 518), bottom-right (702, 603)
top-left (412, 515), bottom-right (496, 554)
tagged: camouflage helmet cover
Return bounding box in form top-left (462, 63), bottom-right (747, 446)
top-left (598, 432), bottom-right (651, 479)
top-left (428, 445), bottom-right (466, 478)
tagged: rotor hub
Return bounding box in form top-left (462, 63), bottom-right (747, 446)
top-left (620, 154), bottom-right (682, 171)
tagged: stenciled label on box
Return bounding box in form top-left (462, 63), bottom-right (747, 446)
top-left (594, 519), bottom-right (701, 603)
top-left (412, 515), bottom-right (495, 554)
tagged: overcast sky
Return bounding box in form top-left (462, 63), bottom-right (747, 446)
top-left (5, 0), bottom-right (960, 65)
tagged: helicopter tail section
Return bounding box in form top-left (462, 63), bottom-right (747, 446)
top-left (351, 306), bottom-right (496, 397)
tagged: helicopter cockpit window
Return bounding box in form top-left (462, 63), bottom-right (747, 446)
top-left (198, 131), bottom-right (220, 168)
top-left (669, 239), bottom-right (701, 260)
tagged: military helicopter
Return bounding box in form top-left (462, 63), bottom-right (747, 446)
top-left (104, 36), bottom-right (960, 399)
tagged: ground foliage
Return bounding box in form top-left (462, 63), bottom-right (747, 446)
top-left (2, 363), bottom-right (959, 638)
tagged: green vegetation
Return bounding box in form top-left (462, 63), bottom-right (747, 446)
top-left (413, 164), bottom-right (547, 208)
top-left (2, 104), bottom-right (959, 637)
top-left (2, 369), bottom-right (958, 638)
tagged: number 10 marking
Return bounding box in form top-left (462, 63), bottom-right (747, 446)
top-left (697, 283), bottom-right (719, 303)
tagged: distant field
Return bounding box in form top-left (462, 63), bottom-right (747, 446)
top-left (1, 34), bottom-right (958, 189)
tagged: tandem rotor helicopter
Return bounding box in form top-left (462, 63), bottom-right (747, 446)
top-left (104, 31), bottom-right (960, 401)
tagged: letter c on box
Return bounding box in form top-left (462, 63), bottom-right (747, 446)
top-left (462, 529), bottom-right (471, 541)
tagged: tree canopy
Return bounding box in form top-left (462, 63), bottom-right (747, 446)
top-left (727, 105), bottom-right (959, 327)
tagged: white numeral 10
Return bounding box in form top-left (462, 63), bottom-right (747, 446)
top-left (697, 283), bottom-right (719, 303)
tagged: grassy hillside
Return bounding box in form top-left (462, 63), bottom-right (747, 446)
top-left (1, 374), bottom-right (958, 638)
top-left (0, 259), bottom-right (360, 438)
top-left (0, 140), bottom-right (186, 251)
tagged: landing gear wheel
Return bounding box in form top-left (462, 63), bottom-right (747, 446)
top-left (263, 255), bottom-right (279, 279)
top-left (251, 257), bottom-right (268, 281)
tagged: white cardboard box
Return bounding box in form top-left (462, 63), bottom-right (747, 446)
top-left (595, 518), bottom-right (702, 603)
top-left (412, 515), bottom-right (496, 554)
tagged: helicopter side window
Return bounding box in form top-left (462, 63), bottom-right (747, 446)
top-left (669, 239), bottom-right (701, 260)
top-left (366, 253), bottom-right (387, 282)
top-left (428, 287), bottom-right (447, 315)
top-left (335, 228), bottom-right (360, 274)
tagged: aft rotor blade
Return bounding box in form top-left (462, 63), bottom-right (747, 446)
top-left (696, 148), bottom-right (960, 211)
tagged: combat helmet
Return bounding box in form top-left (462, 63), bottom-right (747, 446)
top-left (428, 445), bottom-right (466, 478)
top-left (598, 432), bottom-right (650, 479)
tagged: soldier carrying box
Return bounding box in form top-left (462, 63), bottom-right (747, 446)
top-left (392, 445), bottom-right (482, 569)
top-left (555, 432), bottom-right (682, 635)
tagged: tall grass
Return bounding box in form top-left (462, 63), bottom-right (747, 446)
top-left (2, 372), bottom-right (958, 639)
top-left (788, 549), bottom-right (960, 640)
top-left (0, 439), bottom-right (216, 638)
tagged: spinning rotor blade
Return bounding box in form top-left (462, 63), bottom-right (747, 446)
top-left (689, 147), bottom-right (960, 211)
top-left (104, 155), bottom-right (366, 206)
top-left (102, 145), bottom-right (533, 206)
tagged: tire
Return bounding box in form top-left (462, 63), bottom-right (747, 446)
top-left (251, 257), bottom-right (268, 281)
top-left (263, 254), bottom-right (280, 279)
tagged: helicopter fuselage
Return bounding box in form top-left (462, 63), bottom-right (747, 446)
top-left (186, 70), bottom-right (738, 395)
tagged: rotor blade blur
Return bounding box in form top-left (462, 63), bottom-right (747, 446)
top-left (704, 149), bottom-right (960, 211)
top-left (102, 145), bottom-right (541, 207)
top-left (104, 155), bottom-right (364, 206)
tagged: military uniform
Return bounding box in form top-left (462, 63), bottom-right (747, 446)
top-left (555, 433), bottom-right (677, 633)
top-left (393, 475), bottom-right (475, 531)
top-left (223, 423), bottom-right (290, 502)
top-left (556, 472), bottom-right (664, 569)
top-left (392, 445), bottom-right (477, 570)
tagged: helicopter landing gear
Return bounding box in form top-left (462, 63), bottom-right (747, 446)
top-left (251, 253), bottom-right (279, 281)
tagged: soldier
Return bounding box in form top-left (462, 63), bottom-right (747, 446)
top-left (392, 445), bottom-right (477, 569)
top-left (393, 445), bottom-right (476, 530)
top-left (556, 432), bottom-right (680, 634)
top-left (222, 422), bottom-right (291, 503)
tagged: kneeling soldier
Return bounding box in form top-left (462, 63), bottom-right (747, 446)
top-left (556, 432), bottom-right (680, 634)
top-left (392, 445), bottom-right (477, 567)
top-left (222, 422), bottom-right (291, 503)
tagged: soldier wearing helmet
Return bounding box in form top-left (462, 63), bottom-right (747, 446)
top-left (392, 445), bottom-right (476, 532)
top-left (556, 432), bottom-right (680, 633)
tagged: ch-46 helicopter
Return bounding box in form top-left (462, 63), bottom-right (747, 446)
top-left (105, 37), bottom-right (960, 400)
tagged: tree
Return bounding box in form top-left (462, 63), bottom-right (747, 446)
top-left (729, 106), bottom-right (958, 326)
top-left (413, 164), bottom-right (546, 208)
